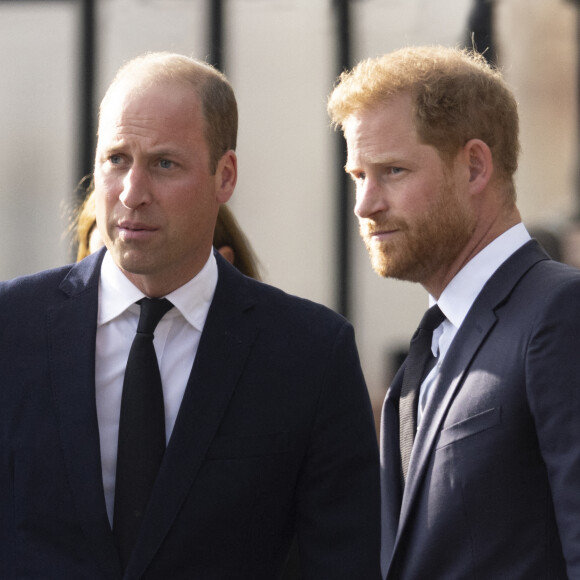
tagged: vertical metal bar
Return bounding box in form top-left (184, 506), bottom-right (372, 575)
top-left (465, 0), bottom-right (497, 65)
top-left (78, 0), bottom-right (96, 198)
top-left (333, 0), bottom-right (352, 318)
top-left (208, 0), bottom-right (224, 71)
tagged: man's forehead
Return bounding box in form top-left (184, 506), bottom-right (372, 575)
top-left (101, 78), bottom-right (198, 117)
top-left (98, 82), bottom-right (200, 134)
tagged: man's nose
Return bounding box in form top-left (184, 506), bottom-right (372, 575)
top-left (119, 166), bottom-right (152, 209)
top-left (354, 179), bottom-right (387, 218)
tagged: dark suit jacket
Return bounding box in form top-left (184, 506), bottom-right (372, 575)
top-left (0, 249), bottom-right (381, 579)
top-left (381, 240), bottom-right (580, 579)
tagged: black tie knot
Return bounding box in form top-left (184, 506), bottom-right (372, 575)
top-left (136, 298), bottom-right (173, 335)
top-left (418, 304), bottom-right (446, 332)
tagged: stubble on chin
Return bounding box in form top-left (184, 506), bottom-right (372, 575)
top-left (107, 239), bottom-right (152, 276)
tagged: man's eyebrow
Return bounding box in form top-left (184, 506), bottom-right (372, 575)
top-left (344, 157), bottom-right (371, 173)
top-left (148, 147), bottom-right (187, 158)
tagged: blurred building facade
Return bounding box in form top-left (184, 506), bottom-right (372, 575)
top-left (0, 0), bottom-right (577, 411)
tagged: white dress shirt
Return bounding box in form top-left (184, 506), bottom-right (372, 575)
top-left (95, 250), bottom-right (218, 525)
top-left (417, 223), bottom-right (531, 423)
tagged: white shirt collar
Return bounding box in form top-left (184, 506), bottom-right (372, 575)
top-left (431, 223), bottom-right (531, 329)
top-left (98, 250), bottom-right (218, 331)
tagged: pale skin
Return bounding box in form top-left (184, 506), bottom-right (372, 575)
top-left (343, 93), bottom-right (521, 299)
top-left (94, 80), bottom-right (237, 298)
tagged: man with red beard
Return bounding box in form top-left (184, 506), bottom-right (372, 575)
top-left (328, 45), bottom-right (580, 579)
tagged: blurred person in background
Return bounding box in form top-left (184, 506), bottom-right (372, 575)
top-left (0, 51), bottom-right (380, 579)
top-left (328, 45), bottom-right (580, 579)
top-left (75, 186), bottom-right (104, 260)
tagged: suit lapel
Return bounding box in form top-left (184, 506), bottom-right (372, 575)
top-left (127, 256), bottom-right (259, 578)
top-left (388, 240), bottom-right (550, 572)
top-left (400, 306), bottom-right (497, 515)
top-left (48, 251), bottom-right (123, 579)
top-left (384, 311), bottom-right (496, 571)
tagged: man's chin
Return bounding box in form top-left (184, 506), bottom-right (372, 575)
top-left (369, 251), bottom-right (418, 282)
top-left (370, 252), bottom-right (392, 279)
top-left (112, 248), bottom-right (155, 276)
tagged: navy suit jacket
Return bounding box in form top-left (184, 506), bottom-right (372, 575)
top-left (381, 240), bottom-right (580, 579)
top-left (0, 249), bottom-right (381, 579)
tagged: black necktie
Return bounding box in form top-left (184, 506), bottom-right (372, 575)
top-left (114, 297), bottom-right (174, 568)
top-left (399, 305), bottom-right (446, 484)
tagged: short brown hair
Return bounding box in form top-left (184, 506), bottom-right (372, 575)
top-left (328, 46), bottom-right (520, 196)
top-left (99, 52), bottom-right (237, 174)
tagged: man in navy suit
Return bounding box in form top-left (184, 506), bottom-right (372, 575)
top-left (0, 52), bottom-right (381, 578)
top-left (328, 46), bottom-right (580, 578)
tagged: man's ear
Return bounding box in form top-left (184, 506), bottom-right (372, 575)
top-left (463, 139), bottom-right (493, 195)
top-left (215, 150), bottom-right (237, 204)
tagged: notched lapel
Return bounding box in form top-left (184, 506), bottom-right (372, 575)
top-left (406, 307), bottom-right (497, 495)
top-left (48, 253), bottom-right (122, 579)
top-left (389, 305), bottom-right (497, 572)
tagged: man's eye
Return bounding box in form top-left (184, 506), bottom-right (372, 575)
top-left (389, 167), bottom-right (404, 175)
top-left (110, 154), bottom-right (123, 165)
top-left (159, 159), bottom-right (173, 169)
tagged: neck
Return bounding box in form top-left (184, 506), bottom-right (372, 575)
top-left (424, 206), bottom-right (521, 299)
